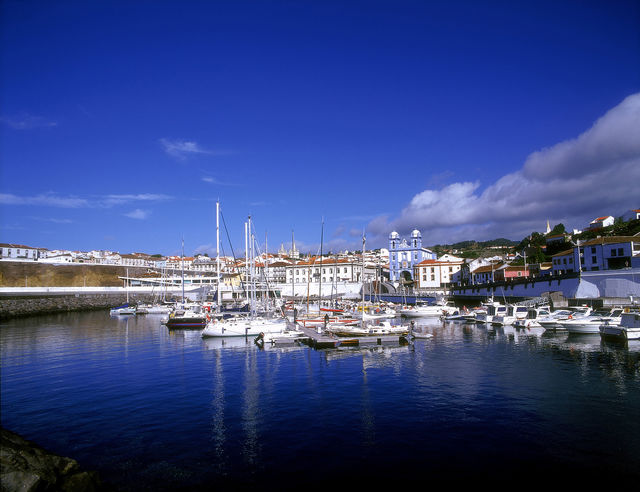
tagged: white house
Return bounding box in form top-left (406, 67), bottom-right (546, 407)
top-left (0, 243), bottom-right (46, 261)
top-left (285, 256), bottom-right (373, 285)
top-left (413, 255), bottom-right (464, 289)
top-left (588, 215), bottom-right (615, 230)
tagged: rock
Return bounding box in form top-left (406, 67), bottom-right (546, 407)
top-left (0, 427), bottom-right (107, 491)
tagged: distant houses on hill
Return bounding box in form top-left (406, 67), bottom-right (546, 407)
top-left (1, 208), bottom-right (638, 290)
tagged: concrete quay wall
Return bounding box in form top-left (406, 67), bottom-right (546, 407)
top-left (451, 268), bottom-right (640, 307)
top-left (0, 288), bottom-right (153, 320)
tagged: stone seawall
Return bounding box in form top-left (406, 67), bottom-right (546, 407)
top-left (0, 291), bottom-right (156, 320)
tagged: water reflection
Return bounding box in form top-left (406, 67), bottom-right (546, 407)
top-left (2, 311), bottom-right (640, 489)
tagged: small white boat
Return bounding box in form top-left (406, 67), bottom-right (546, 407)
top-left (475, 303), bottom-right (506, 324)
top-left (399, 300), bottom-right (453, 318)
top-left (599, 311), bottom-right (640, 341)
top-left (110, 303), bottom-right (136, 316)
top-left (492, 305), bottom-right (529, 326)
top-left (326, 320), bottom-right (409, 337)
top-left (513, 306), bottom-right (551, 328)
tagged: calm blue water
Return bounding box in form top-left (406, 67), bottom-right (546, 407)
top-left (1, 311), bottom-right (639, 490)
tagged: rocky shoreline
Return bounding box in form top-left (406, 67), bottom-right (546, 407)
top-left (0, 427), bottom-right (109, 491)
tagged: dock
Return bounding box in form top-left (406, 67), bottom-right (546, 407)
top-left (295, 323), bottom-right (410, 349)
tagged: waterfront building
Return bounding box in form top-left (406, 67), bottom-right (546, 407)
top-left (552, 249), bottom-right (576, 275)
top-left (414, 254), bottom-right (464, 289)
top-left (575, 236), bottom-right (640, 271)
top-left (388, 230), bottom-right (436, 283)
top-left (285, 256), bottom-right (374, 285)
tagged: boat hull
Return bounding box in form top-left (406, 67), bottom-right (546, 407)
top-left (202, 318), bottom-right (287, 337)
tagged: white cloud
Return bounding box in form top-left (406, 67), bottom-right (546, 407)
top-left (0, 193), bottom-right (88, 208)
top-left (368, 93), bottom-right (640, 245)
top-left (124, 209), bottom-right (150, 220)
top-left (1, 112), bottom-right (58, 129)
top-left (159, 138), bottom-right (226, 160)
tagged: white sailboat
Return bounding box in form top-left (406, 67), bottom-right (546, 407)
top-left (110, 268), bottom-right (136, 315)
top-left (202, 212), bottom-right (287, 338)
top-left (326, 232), bottom-right (409, 338)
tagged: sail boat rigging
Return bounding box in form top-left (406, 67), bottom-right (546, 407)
top-left (202, 212), bottom-right (287, 338)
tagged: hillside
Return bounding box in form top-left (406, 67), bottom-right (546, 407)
top-left (0, 262), bottom-right (150, 288)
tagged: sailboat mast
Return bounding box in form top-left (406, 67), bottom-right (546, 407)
top-left (319, 217), bottom-right (324, 309)
top-left (361, 231), bottom-right (365, 328)
top-left (181, 237), bottom-right (185, 304)
top-left (216, 200), bottom-right (221, 313)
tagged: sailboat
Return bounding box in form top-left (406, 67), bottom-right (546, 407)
top-left (110, 268), bottom-right (136, 315)
top-left (202, 213), bottom-right (287, 338)
top-left (326, 232), bottom-right (409, 338)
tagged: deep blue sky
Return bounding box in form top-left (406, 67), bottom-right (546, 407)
top-left (2, 0), bottom-right (639, 257)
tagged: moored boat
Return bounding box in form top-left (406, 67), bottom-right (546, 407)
top-left (599, 311), bottom-right (640, 341)
top-left (560, 308), bottom-right (624, 334)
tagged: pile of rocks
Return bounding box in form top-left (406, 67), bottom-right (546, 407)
top-left (1, 427), bottom-right (107, 491)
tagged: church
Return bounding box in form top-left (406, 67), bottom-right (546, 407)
top-left (388, 229), bottom-right (437, 283)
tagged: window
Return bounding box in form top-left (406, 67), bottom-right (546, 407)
top-left (618, 247), bottom-right (624, 256)
top-left (592, 256), bottom-right (597, 263)
top-left (591, 247), bottom-right (596, 254)
top-left (612, 249), bottom-right (617, 256)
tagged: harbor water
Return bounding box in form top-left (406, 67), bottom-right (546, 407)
top-left (1, 311), bottom-right (639, 490)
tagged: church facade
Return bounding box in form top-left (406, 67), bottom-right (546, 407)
top-left (388, 229), bottom-right (437, 282)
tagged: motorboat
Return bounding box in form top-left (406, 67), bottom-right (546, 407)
top-left (492, 305), bottom-right (530, 326)
top-left (136, 303), bottom-right (173, 315)
top-left (398, 300), bottom-right (454, 318)
top-left (559, 308), bottom-right (624, 334)
top-left (476, 303), bottom-right (506, 324)
top-left (537, 306), bottom-right (593, 332)
top-left (513, 306), bottom-right (551, 328)
top-left (599, 311), bottom-right (640, 341)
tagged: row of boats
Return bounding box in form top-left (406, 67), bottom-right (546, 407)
top-left (440, 301), bottom-right (640, 341)
top-left (109, 298), bottom-right (445, 343)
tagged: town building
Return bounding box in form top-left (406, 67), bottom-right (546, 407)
top-left (388, 230), bottom-right (436, 283)
top-left (413, 254), bottom-right (464, 289)
top-left (0, 243), bottom-right (46, 261)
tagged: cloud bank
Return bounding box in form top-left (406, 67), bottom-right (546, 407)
top-left (368, 93), bottom-right (640, 245)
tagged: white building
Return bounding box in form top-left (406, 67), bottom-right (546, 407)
top-left (588, 215), bottom-right (615, 230)
top-left (285, 256), bottom-right (374, 286)
top-left (413, 255), bottom-right (464, 289)
top-left (0, 243), bottom-right (46, 261)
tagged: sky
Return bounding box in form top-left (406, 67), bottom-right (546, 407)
top-left (1, 0), bottom-right (639, 257)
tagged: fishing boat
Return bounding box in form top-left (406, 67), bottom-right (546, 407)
top-left (599, 311), bottom-right (640, 341)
